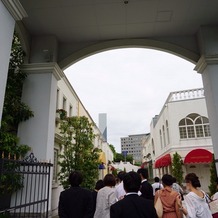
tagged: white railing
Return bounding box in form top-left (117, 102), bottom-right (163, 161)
top-left (167, 88), bottom-right (204, 102)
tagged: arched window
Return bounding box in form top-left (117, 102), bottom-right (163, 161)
top-left (166, 120), bottom-right (170, 144)
top-left (160, 130), bottom-right (163, 149)
top-left (179, 113), bottom-right (211, 139)
top-left (162, 125), bottom-right (166, 147)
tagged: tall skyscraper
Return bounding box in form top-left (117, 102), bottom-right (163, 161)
top-left (99, 113), bottom-right (107, 141)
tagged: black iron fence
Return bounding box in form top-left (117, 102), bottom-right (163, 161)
top-left (0, 153), bottom-right (53, 218)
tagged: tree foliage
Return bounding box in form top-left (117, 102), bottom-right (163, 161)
top-left (58, 115), bottom-right (100, 190)
top-left (172, 152), bottom-right (183, 185)
top-left (209, 154), bottom-right (218, 195)
top-left (0, 33), bottom-right (33, 157)
top-left (114, 153), bottom-right (133, 163)
top-left (0, 33), bottom-right (33, 196)
top-left (109, 144), bottom-right (116, 160)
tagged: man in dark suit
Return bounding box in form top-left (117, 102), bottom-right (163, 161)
top-left (137, 168), bottom-right (154, 200)
top-left (58, 171), bottom-right (94, 218)
top-left (110, 172), bottom-right (157, 218)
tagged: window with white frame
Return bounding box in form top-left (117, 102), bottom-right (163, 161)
top-left (152, 139), bottom-right (155, 155)
top-left (53, 148), bottom-right (59, 183)
top-left (162, 125), bottom-right (166, 147)
top-left (69, 105), bottom-right (73, 117)
top-left (56, 89), bottom-right (59, 109)
top-left (160, 129), bottom-right (163, 149)
top-left (166, 120), bottom-right (170, 144)
top-left (62, 96), bottom-right (67, 111)
top-left (179, 113), bottom-right (211, 139)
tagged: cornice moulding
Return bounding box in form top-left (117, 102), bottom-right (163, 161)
top-left (2, 0), bottom-right (28, 21)
top-left (21, 62), bottom-right (65, 81)
top-left (195, 55), bottom-right (218, 74)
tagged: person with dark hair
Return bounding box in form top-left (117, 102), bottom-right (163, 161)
top-left (92, 180), bottom-right (104, 217)
top-left (137, 168), bottom-right (153, 200)
top-left (115, 171), bottom-right (126, 200)
top-left (94, 174), bottom-right (116, 218)
top-left (154, 174), bottom-right (181, 218)
top-left (110, 172), bottom-right (157, 218)
top-left (152, 177), bottom-right (163, 196)
top-left (177, 173), bottom-right (212, 218)
top-left (58, 171), bottom-right (94, 218)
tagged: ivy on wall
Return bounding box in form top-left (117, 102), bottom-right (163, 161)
top-left (0, 33), bottom-right (33, 158)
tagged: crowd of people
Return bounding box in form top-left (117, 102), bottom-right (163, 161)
top-left (58, 169), bottom-right (218, 218)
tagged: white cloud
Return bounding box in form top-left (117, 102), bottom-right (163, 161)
top-left (64, 48), bottom-right (203, 152)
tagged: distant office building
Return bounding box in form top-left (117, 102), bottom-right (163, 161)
top-left (121, 134), bottom-right (149, 162)
top-left (99, 113), bottom-right (107, 141)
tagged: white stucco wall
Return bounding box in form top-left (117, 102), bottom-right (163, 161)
top-left (143, 90), bottom-right (213, 191)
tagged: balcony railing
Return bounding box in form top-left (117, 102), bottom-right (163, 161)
top-left (167, 88), bottom-right (204, 102)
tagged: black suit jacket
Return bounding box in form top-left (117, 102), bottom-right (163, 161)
top-left (140, 180), bottom-right (154, 200)
top-left (58, 186), bottom-right (94, 218)
top-left (110, 194), bottom-right (157, 218)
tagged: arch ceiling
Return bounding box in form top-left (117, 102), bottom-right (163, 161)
top-left (15, 0), bottom-right (218, 69)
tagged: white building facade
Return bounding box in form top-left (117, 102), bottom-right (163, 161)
top-left (121, 134), bottom-right (149, 162)
top-left (51, 76), bottom-right (113, 216)
top-left (143, 88), bottom-right (213, 192)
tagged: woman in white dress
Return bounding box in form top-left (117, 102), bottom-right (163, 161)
top-left (94, 174), bottom-right (116, 218)
top-left (177, 173), bottom-right (212, 218)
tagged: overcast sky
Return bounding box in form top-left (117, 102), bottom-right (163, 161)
top-left (64, 48), bottom-right (203, 153)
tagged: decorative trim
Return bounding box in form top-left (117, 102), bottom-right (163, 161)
top-left (195, 55), bottom-right (218, 74)
top-left (23, 152), bottom-right (38, 163)
top-left (21, 62), bottom-right (65, 81)
top-left (2, 0), bottom-right (28, 21)
top-left (55, 133), bottom-right (63, 144)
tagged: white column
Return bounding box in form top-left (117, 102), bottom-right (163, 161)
top-left (196, 61), bottom-right (218, 171)
top-left (18, 63), bottom-right (64, 162)
top-left (195, 26), bottom-right (218, 171)
top-left (0, 1), bottom-right (15, 123)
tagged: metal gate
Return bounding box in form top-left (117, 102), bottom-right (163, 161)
top-left (0, 153), bottom-right (53, 218)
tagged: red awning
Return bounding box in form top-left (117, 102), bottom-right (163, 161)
top-left (184, 149), bottom-right (213, 164)
top-left (155, 154), bottom-right (171, 168)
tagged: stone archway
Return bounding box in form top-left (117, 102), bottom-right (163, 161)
top-left (59, 38), bottom-right (199, 70)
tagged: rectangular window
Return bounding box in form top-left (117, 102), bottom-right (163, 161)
top-left (187, 126), bottom-right (195, 138)
top-left (69, 105), bottom-right (73, 117)
top-left (204, 125), bottom-right (211, 137)
top-left (56, 89), bottom-right (59, 109)
top-left (63, 97), bottom-right (67, 110)
top-left (196, 125), bottom-right (204, 137)
top-left (179, 127), bottom-right (187, 139)
top-left (53, 148), bottom-right (58, 183)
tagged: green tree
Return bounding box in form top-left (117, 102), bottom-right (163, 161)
top-left (114, 153), bottom-right (133, 163)
top-left (58, 115), bottom-right (100, 190)
top-left (126, 154), bottom-right (133, 163)
top-left (172, 152), bottom-right (183, 185)
top-left (109, 144), bottom-right (116, 160)
top-left (209, 154), bottom-right (218, 195)
top-left (114, 153), bottom-right (124, 162)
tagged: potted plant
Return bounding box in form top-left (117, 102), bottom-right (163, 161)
top-left (56, 109), bottom-right (67, 120)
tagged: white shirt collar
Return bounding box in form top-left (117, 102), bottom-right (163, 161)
top-left (126, 192), bottom-right (138, 196)
top-left (141, 179), bottom-right (147, 183)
